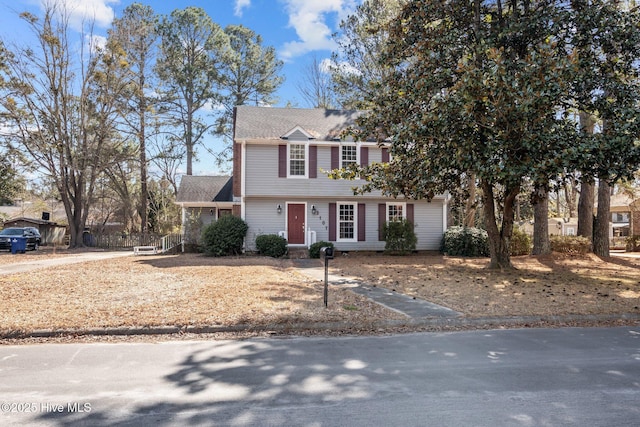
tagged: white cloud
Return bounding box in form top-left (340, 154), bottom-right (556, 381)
top-left (234, 0), bottom-right (251, 17)
top-left (280, 0), bottom-right (359, 61)
top-left (318, 57), bottom-right (334, 73)
top-left (323, 57), bottom-right (360, 76)
top-left (38, 0), bottom-right (118, 31)
top-left (85, 34), bottom-right (107, 54)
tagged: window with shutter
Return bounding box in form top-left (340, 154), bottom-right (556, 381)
top-left (340, 144), bottom-right (358, 169)
top-left (289, 143), bottom-right (306, 177)
top-left (336, 202), bottom-right (357, 242)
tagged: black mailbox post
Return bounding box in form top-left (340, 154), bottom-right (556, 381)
top-left (320, 246), bottom-right (334, 307)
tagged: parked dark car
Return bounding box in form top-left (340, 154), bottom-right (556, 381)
top-left (0, 227), bottom-right (41, 251)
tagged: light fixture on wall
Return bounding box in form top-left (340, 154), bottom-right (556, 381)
top-left (311, 205), bottom-right (318, 215)
top-left (277, 204), bottom-right (282, 214)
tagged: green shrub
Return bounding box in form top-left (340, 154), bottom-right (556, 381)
top-left (441, 226), bottom-right (489, 257)
top-left (201, 215), bottom-right (248, 257)
top-left (255, 234), bottom-right (288, 258)
top-left (383, 219), bottom-right (417, 255)
top-left (309, 241), bottom-right (334, 258)
top-left (626, 235), bottom-right (640, 252)
top-left (550, 235), bottom-right (591, 254)
top-left (510, 227), bottom-right (531, 256)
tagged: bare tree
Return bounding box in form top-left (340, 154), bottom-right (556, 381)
top-left (0, 3), bottom-right (131, 247)
top-left (297, 55), bottom-right (337, 109)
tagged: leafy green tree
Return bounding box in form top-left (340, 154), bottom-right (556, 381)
top-left (335, 0), bottom-right (576, 269)
top-left (0, 4), bottom-right (131, 247)
top-left (0, 162), bottom-right (22, 205)
top-left (155, 7), bottom-right (226, 176)
top-left (567, 0), bottom-right (640, 257)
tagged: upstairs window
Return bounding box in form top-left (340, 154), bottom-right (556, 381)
top-left (288, 143), bottom-right (307, 177)
top-left (341, 144), bottom-right (358, 168)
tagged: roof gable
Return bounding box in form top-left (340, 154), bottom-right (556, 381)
top-left (281, 125), bottom-right (316, 140)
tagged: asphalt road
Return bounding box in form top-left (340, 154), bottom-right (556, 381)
top-left (1, 327), bottom-right (639, 426)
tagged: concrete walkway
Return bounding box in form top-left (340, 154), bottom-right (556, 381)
top-left (293, 259), bottom-right (462, 320)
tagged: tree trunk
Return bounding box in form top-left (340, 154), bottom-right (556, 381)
top-left (464, 173), bottom-right (477, 227)
top-left (577, 177), bottom-right (594, 240)
top-left (139, 73), bottom-right (148, 234)
top-left (593, 179), bottom-right (611, 257)
top-left (482, 179), bottom-right (519, 269)
top-left (564, 180), bottom-right (577, 219)
top-left (532, 186), bottom-right (550, 255)
top-left (577, 111), bottom-right (595, 241)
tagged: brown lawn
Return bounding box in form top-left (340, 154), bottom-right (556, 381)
top-left (0, 249), bottom-right (638, 338)
top-left (0, 253), bottom-right (402, 335)
top-left (330, 252), bottom-right (640, 318)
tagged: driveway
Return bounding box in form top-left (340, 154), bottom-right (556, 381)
top-left (0, 251), bottom-right (132, 275)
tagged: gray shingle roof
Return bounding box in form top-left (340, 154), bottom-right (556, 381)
top-left (176, 175), bottom-right (232, 203)
top-left (234, 105), bottom-right (363, 141)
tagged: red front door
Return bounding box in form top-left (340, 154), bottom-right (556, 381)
top-left (287, 204), bottom-right (306, 245)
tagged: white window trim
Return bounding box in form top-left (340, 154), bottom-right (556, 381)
top-left (386, 202), bottom-right (407, 223)
top-left (336, 201), bottom-right (358, 242)
top-left (287, 142), bottom-right (308, 179)
top-left (339, 143), bottom-right (359, 170)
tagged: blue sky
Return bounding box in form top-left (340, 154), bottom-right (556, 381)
top-left (0, 0), bottom-right (361, 176)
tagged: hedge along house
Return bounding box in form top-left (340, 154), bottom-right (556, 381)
top-left (232, 106), bottom-right (449, 252)
top-left (175, 175), bottom-right (238, 233)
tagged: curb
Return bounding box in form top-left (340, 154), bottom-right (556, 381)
top-left (3, 313), bottom-right (639, 340)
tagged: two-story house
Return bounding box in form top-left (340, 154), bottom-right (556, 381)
top-left (232, 105), bottom-right (448, 252)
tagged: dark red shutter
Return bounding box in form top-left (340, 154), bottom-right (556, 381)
top-left (381, 147), bottom-right (390, 163)
top-left (358, 203), bottom-right (366, 241)
top-left (329, 203), bottom-right (337, 241)
top-left (360, 146), bottom-right (369, 167)
top-left (278, 145), bottom-right (287, 177)
top-left (309, 145), bottom-right (317, 178)
top-left (331, 146), bottom-right (339, 170)
top-left (378, 203), bottom-right (386, 241)
top-left (407, 203), bottom-right (414, 225)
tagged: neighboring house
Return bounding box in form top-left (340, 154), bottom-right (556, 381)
top-left (175, 175), bottom-right (238, 230)
top-left (610, 193), bottom-right (640, 237)
top-left (233, 106), bottom-right (449, 251)
top-left (520, 218), bottom-right (578, 237)
top-left (2, 216), bottom-right (67, 245)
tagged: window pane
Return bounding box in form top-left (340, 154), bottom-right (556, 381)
top-left (289, 144), bottom-right (305, 176)
top-left (388, 204), bottom-right (404, 222)
top-left (340, 222), bottom-right (354, 239)
top-left (339, 204), bottom-right (355, 240)
top-left (341, 145), bottom-right (357, 166)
